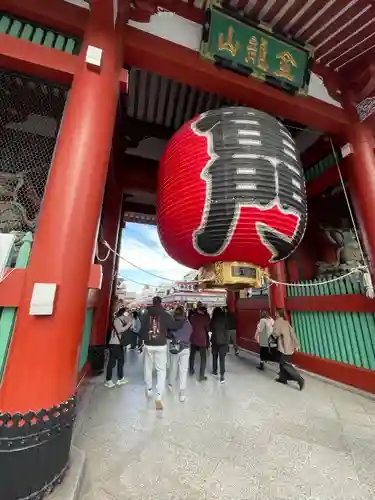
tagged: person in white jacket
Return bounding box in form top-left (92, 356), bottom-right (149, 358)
top-left (105, 307), bottom-right (132, 388)
top-left (254, 310), bottom-right (275, 371)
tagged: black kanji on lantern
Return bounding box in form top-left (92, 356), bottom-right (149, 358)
top-left (192, 107), bottom-right (306, 261)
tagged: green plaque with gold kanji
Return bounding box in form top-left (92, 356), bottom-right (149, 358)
top-left (200, 6), bottom-right (312, 95)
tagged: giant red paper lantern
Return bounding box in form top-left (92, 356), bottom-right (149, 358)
top-left (157, 107), bottom-right (307, 270)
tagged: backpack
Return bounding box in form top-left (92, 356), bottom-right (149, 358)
top-left (114, 318), bottom-right (132, 346)
top-left (148, 315), bottom-right (162, 342)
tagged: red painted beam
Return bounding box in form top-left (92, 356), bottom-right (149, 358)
top-left (123, 26), bottom-right (349, 134)
top-left (306, 161), bottom-right (349, 197)
top-left (0, 33), bottom-right (128, 89)
top-left (0, 269), bottom-right (25, 307)
top-left (301, 136), bottom-right (336, 169)
top-left (237, 298), bottom-right (269, 310)
top-left (3, 0), bottom-right (88, 38)
top-left (0, 34), bottom-right (79, 84)
top-left (286, 294), bottom-right (375, 313)
top-left (0, 264), bottom-right (102, 308)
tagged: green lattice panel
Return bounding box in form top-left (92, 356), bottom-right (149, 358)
top-left (291, 310), bottom-right (375, 370)
top-left (0, 12), bottom-right (81, 54)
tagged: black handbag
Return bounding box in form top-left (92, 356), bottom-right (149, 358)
top-left (169, 339), bottom-right (182, 355)
top-left (268, 334), bottom-right (278, 349)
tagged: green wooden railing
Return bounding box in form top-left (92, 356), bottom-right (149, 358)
top-left (287, 275), bottom-right (365, 297)
top-left (288, 275), bottom-right (375, 370)
top-left (0, 232), bottom-right (33, 380)
top-left (291, 310), bottom-right (375, 370)
top-left (0, 12), bottom-right (81, 54)
top-left (305, 151), bottom-right (342, 183)
top-left (79, 308), bottom-right (94, 371)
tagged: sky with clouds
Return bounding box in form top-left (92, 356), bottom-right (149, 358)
top-left (119, 223), bottom-right (193, 293)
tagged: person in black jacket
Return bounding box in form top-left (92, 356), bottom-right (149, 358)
top-left (139, 296), bottom-right (183, 410)
top-left (224, 306), bottom-right (239, 356)
top-left (210, 307), bottom-right (230, 383)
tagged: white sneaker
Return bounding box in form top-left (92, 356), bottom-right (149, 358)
top-left (116, 378), bottom-right (128, 386)
top-left (104, 380), bottom-right (115, 388)
top-left (167, 383), bottom-right (173, 392)
top-left (179, 392), bottom-right (186, 403)
top-left (145, 388), bottom-right (153, 398)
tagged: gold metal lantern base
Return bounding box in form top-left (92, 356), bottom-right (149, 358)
top-left (198, 261), bottom-right (264, 290)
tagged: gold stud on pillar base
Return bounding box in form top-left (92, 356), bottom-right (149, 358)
top-left (198, 262), bottom-right (265, 290)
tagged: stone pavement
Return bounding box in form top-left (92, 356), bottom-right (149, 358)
top-left (74, 349), bottom-right (375, 500)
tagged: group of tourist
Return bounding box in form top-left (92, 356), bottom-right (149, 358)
top-left (104, 297), bottom-right (236, 409)
top-left (104, 297), bottom-right (304, 410)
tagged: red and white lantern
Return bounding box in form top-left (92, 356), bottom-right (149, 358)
top-left (157, 107), bottom-right (307, 270)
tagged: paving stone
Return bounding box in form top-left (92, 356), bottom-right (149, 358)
top-left (74, 351), bottom-right (375, 500)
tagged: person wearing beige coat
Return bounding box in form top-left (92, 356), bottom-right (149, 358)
top-left (273, 309), bottom-right (305, 390)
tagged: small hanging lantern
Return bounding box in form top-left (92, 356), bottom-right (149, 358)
top-left (157, 106), bottom-right (307, 288)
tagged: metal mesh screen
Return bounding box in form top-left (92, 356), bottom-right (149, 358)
top-left (0, 71), bottom-right (68, 236)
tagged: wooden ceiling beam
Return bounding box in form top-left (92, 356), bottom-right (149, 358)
top-left (123, 201), bottom-right (156, 215)
top-left (117, 155), bottom-right (158, 193)
top-left (123, 26), bottom-right (349, 134)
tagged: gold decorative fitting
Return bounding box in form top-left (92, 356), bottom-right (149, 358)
top-left (198, 262), bottom-right (265, 290)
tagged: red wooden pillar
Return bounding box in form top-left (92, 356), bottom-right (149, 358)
top-left (269, 262), bottom-right (287, 316)
top-left (342, 96), bottom-right (375, 276)
top-left (0, 2), bottom-right (126, 498)
top-left (89, 165), bottom-right (124, 373)
top-left (227, 290), bottom-right (236, 313)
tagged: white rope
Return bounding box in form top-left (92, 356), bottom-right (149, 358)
top-left (265, 266), bottom-right (366, 287)
top-left (101, 239), bottom-right (176, 283)
top-left (95, 244), bottom-right (111, 262)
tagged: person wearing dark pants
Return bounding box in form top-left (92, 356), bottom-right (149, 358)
top-left (211, 345), bottom-right (227, 381)
top-left (273, 309), bottom-right (305, 391)
top-left (106, 345), bottom-right (125, 384)
top-left (278, 354), bottom-right (304, 388)
top-left (210, 307), bottom-right (230, 383)
top-left (189, 345), bottom-right (207, 379)
top-left (104, 307), bottom-right (132, 388)
top-left (189, 305), bottom-right (210, 381)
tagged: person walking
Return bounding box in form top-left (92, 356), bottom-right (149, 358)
top-left (130, 310), bottom-right (142, 351)
top-left (210, 307), bottom-right (230, 383)
top-left (224, 306), bottom-right (239, 356)
top-left (273, 309), bottom-right (305, 390)
top-left (140, 296), bottom-right (183, 410)
top-left (105, 307), bottom-right (132, 388)
top-left (189, 304), bottom-right (210, 381)
top-left (167, 306), bottom-right (193, 402)
top-left (254, 310), bottom-right (275, 371)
